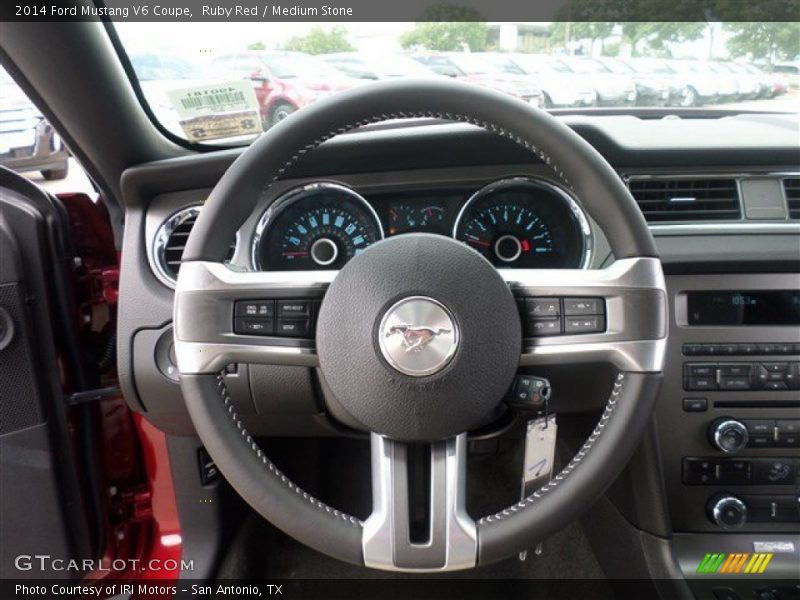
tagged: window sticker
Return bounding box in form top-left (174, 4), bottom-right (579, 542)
top-left (166, 81), bottom-right (262, 142)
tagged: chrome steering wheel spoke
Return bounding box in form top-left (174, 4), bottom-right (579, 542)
top-left (362, 433), bottom-right (477, 572)
top-left (173, 257), bottom-right (667, 375)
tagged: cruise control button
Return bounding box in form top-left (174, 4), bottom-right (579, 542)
top-left (525, 298), bottom-right (560, 318)
top-left (278, 300), bottom-right (311, 318)
top-left (564, 315), bottom-right (604, 334)
top-left (234, 317), bottom-right (274, 335)
top-left (563, 297), bottom-right (603, 316)
top-left (527, 318), bottom-right (561, 336)
top-left (276, 319), bottom-right (311, 337)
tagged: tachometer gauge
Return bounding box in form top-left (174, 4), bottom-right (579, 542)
top-left (252, 183), bottom-right (383, 271)
top-left (453, 178), bottom-right (591, 269)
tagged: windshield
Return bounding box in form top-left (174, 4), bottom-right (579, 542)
top-left (113, 21), bottom-right (799, 146)
top-left (445, 54), bottom-right (495, 75)
top-left (257, 53), bottom-right (340, 79)
top-left (130, 54), bottom-right (207, 81)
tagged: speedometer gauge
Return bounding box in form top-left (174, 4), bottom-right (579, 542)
top-left (453, 178), bottom-right (591, 269)
top-left (252, 183), bottom-right (383, 271)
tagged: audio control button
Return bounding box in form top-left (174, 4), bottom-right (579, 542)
top-left (708, 495), bottom-right (747, 529)
top-left (687, 376), bottom-right (717, 391)
top-left (710, 419), bottom-right (749, 454)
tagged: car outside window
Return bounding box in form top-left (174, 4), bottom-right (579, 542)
top-left (110, 22), bottom-right (799, 146)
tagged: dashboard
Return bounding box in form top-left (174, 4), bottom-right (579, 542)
top-left (122, 114), bottom-right (800, 597)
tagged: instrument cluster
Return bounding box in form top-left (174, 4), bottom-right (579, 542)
top-left (251, 177), bottom-right (592, 272)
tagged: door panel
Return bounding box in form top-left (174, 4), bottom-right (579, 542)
top-left (0, 167), bottom-right (94, 579)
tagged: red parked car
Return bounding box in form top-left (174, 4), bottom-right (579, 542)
top-left (213, 51), bottom-right (361, 127)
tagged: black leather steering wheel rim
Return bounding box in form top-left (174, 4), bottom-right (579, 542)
top-left (175, 79), bottom-right (665, 570)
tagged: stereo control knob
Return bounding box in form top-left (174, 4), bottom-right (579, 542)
top-left (709, 418), bottom-right (749, 454)
top-left (708, 495), bottom-right (747, 529)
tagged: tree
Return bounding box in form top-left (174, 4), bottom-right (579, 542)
top-left (724, 22), bottom-right (800, 63)
top-left (620, 22), bottom-right (705, 56)
top-left (247, 41), bottom-right (266, 51)
top-left (551, 22), bottom-right (615, 53)
top-left (399, 5), bottom-right (488, 52)
top-left (284, 26), bottom-right (354, 55)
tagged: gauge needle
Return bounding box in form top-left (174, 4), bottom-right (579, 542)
top-left (465, 235), bottom-right (491, 248)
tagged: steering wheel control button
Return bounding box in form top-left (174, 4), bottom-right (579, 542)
top-left (234, 317), bottom-right (274, 336)
top-left (518, 295), bottom-right (604, 338)
top-left (232, 298), bottom-right (318, 338)
top-left (276, 319), bottom-right (311, 337)
top-left (525, 298), bottom-right (560, 318)
top-left (528, 318), bottom-right (561, 336)
top-left (235, 300), bottom-right (275, 317)
top-left (278, 299), bottom-right (311, 318)
top-left (563, 297), bottom-right (603, 316)
top-left (564, 315), bottom-right (605, 334)
top-left (378, 296), bottom-right (459, 377)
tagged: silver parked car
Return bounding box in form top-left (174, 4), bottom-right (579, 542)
top-left (481, 53), bottom-right (597, 108)
top-left (558, 56), bottom-right (637, 106)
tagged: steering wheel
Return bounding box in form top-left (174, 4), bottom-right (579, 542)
top-left (174, 79), bottom-right (667, 571)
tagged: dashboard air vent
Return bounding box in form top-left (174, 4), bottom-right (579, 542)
top-left (154, 206), bottom-right (236, 286)
top-left (784, 178), bottom-right (800, 219)
top-left (628, 178), bottom-right (741, 222)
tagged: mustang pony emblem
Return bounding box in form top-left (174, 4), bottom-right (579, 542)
top-left (386, 324), bottom-right (452, 352)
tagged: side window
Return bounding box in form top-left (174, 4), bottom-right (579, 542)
top-left (0, 66), bottom-right (93, 195)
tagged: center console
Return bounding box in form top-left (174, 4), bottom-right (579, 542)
top-left (656, 274), bottom-right (800, 597)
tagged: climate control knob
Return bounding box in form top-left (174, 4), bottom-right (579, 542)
top-left (708, 494), bottom-right (748, 529)
top-left (709, 418), bottom-right (749, 454)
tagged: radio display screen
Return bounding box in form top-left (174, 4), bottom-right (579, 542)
top-left (687, 290), bottom-right (800, 326)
